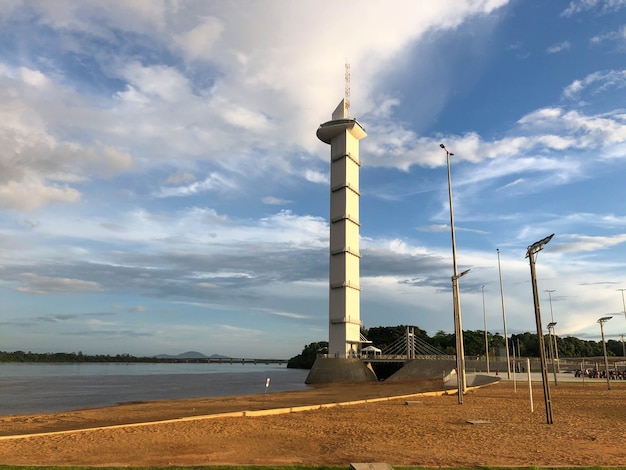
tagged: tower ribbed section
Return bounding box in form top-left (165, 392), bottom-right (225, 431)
top-left (316, 99), bottom-right (366, 358)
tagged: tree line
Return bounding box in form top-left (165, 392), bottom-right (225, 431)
top-left (287, 324), bottom-right (625, 369)
top-left (0, 351), bottom-right (204, 363)
top-left (365, 325), bottom-right (624, 358)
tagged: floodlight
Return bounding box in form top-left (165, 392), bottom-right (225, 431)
top-left (452, 268), bottom-right (471, 281)
top-left (526, 233), bottom-right (554, 257)
top-left (439, 143), bottom-right (454, 155)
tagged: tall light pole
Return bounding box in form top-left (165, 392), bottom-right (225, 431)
top-left (482, 285), bottom-right (490, 373)
top-left (544, 290), bottom-right (560, 372)
top-left (618, 289), bottom-right (626, 327)
top-left (496, 249), bottom-right (510, 378)
top-left (547, 321), bottom-right (558, 386)
top-left (598, 316), bottom-right (612, 391)
top-left (440, 143), bottom-right (467, 404)
top-left (526, 233), bottom-right (555, 425)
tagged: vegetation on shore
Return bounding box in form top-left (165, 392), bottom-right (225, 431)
top-left (0, 351), bottom-right (212, 363)
top-left (287, 341), bottom-right (329, 368)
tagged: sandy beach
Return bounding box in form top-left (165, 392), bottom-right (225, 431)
top-left (0, 379), bottom-right (624, 467)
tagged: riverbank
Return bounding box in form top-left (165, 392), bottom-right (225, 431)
top-left (0, 380), bottom-right (624, 466)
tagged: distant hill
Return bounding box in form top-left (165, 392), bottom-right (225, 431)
top-left (154, 351), bottom-right (229, 359)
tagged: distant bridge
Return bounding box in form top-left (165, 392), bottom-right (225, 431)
top-left (166, 357), bottom-right (288, 365)
top-left (206, 357), bottom-right (288, 365)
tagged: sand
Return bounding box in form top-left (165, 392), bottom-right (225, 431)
top-left (0, 379), bottom-right (624, 467)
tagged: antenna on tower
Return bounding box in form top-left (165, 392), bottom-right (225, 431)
top-left (344, 61), bottom-right (351, 117)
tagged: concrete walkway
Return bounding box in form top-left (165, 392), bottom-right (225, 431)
top-left (477, 371), bottom-right (620, 383)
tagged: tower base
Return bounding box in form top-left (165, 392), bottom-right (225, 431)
top-left (305, 357), bottom-right (378, 384)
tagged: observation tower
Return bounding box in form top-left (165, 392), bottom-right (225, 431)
top-left (306, 99), bottom-right (376, 383)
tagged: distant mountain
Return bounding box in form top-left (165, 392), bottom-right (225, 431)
top-left (154, 351), bottom-right (216, 359)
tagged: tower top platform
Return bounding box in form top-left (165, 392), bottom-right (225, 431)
top-left (316, 98), bottom-right (367, 144)
top-left (316, 118), bottom-right (367, 144)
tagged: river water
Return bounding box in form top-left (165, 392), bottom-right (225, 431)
top-left (0, 363), bottom-right (311, 416)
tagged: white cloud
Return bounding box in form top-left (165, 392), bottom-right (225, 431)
top-left (304, 170), bottom-right (328, 184)
top-left (562, 70), bottom-right (626, 100)
top-left (32, 0), bottom-right (170, 37)
top-left (252, 307), bottom-right (311, 320)
top-left (17, 273), bottom-right (102, 294)
top-left (517, 106), bottom-right (626, 149)
top-left (165, 172), bottom-right (196, 185)
top-left (174, 16), bottom-right (224, 62)
top-left (118, 62), bottom-right (193, 103)
top-left (553, 233), bottom-right (626, 253)
top-left (262, 196), bottom-right (292, 205)
top-left (562, 0), bottom-right (626, 17)
top-left (156, 173), bottom-right (237, 198)
top-left (0, 177), bottom-right (81, 211)
top-left (419, 224), bottom-right (450, 233)
top-left (547, 41), bottom-right (570, 54)
top-left (497, 178), bottom-right (525, 190)
top-left (590, 25), bottom-right (626, 44)
top-left (0, 64), bottom-right (135, 209)
top-left (0, 1), bottom-right (512, 173)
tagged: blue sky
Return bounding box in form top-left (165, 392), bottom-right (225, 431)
top-left (1, 0), bottom-right (626, 358)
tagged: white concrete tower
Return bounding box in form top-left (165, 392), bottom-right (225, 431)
top-left (316, 99), bottom-right (366, 358)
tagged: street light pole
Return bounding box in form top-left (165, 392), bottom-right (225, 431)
top-left (618, 289), bottom-right (626, 327)
top-left (547, 321), bottom-right (558, 386)
top-left (496, 248), bottom-right (510, 378)
top-left (440, 143), bottom-right (467, 404)
top-left (598, 316), bottom-right (612, 391)
top-left (545, 290), bottom-right (560, 372)
top-left (482, 285), bottom-right (490, 373)
top-left (526, 233), bottom-right (555, 425)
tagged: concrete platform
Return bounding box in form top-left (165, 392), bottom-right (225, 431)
top-left (305, 357), bottom-right (378, 384)
top-left (385, 358), bottom-right (456, 382)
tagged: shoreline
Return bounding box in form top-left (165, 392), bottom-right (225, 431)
top-left (0, 378), bottom-right (445, 436)
top-left (0, 381), bottom-right (453, 441)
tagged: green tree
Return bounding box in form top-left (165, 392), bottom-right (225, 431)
top-left (463, 330), bottom-right (488, 357)
top-left (366, 325), bottom-right (408, 351)
top-left (430, 330), bottom-right (455, 355)
top-left (286, 341), bottom-right (328, 369)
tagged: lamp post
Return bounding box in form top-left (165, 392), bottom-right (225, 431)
top-left (440, 143), bottom-right (467, 404)
top-left (451, 268), bottom-right (470, 402)
top-left (482, 285), bottom-right (490, 373)
top-left (526, 233), bottom-right (555, 425)
top-left (544, 290), bottom-right (560, 372)
top-left (496, 249), bottom-right (511, 378)
top-left (618, 289), bottom-right (626, 327)
top-left (547, 321), bottom-right (558, 386)
top-left (598, 316), bottom-right (612, 391)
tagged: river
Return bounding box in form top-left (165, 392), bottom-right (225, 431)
top-left (0, 362), bottom-right (311, 416)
